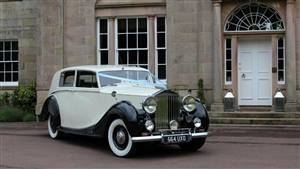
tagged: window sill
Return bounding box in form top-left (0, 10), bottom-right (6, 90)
top-left (277, 82), bottom-right (285, 85)
top-left (0, 82), bottom-right (19, 87)
top-left (224, 82), bottom-right (232, 85)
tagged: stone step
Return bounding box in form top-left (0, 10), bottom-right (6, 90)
top-left (210, 117), bottom-right (300, 125)
top-left (208, 112), bottom-right (300, 119)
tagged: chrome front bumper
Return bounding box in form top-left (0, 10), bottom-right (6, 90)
top-left (131, 132), bottom-right (208, 143)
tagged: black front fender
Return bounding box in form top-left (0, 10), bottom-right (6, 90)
top-left (95, 101), bottom-right (144, 137)
top-left (194, 102), bottom-right (209, 131)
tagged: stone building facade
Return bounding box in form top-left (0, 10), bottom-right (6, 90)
top-left (0, 0), bottom-right (299, 113)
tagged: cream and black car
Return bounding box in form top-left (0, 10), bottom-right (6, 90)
top-left (39, 65), bottom-right (209, 157)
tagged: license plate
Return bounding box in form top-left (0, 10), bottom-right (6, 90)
top-left (162, 134), bottom-right (191, 144)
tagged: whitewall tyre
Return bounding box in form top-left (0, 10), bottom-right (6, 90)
top-left (107, 119), bottom-right (135, 157)
top-left (47, 115), bottom-right (61, 139)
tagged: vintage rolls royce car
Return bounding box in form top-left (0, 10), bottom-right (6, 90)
top-left (39, 65), bottom-right (209, 157)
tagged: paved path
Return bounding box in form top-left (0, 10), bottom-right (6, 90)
top-left (0, 122), bottom-right (299, 169)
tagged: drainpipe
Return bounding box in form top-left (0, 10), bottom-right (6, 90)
top-left (62, 0), bottom-right (65, 68)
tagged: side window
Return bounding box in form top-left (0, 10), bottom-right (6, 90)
top-left (224, 38), bottom-right (232, 84)
top-left (277, 37), bottom-right (285, 84)
top-left (59, 71), bottom-right (75, 87)
top-left (76, 71), bottom-right (98, 88)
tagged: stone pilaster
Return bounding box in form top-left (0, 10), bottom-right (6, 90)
top-left (285, 0), bottom-right (299, 111)
top-left (211, 0), bottom-right (224, 112)
top-left (148, 16), bottom-right (155, 74)
top-left (108, 17), bottom-right (115, 65)
top-left (36, 0), bottom-right (64, 115)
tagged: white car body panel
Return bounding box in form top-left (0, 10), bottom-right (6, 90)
top-left (48, 65), bottom-right (164, 129)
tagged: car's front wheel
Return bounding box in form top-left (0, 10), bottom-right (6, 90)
top-left (179, 138), bottom-right (206, 151)
top-left (107, 119), bottom-right (136, 157)
top-left (47, 115), bottom-right (62, 139)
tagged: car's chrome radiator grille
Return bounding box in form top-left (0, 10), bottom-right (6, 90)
top-left (154, 91), bottom-right (180, 130)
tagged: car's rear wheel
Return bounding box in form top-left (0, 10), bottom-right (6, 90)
top-left (107, 119), bottom-right (136, 157)
top-left (47, 115), bottom-right (62, 139)
top-left (179, 138), bottom-right (206, 151)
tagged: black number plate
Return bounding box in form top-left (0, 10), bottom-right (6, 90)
top-left (162, 134), bottom-right (191, 144)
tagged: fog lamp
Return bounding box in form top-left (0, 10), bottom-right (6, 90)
top-left (193, 118), bottom-right (202, 128)
top-left (169, 120), bottom-right (179, 130)
top-left (145, 120), bottom-right (154, 132)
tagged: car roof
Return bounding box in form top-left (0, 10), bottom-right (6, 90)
top-left (60, 65), bottom-right (149, 72)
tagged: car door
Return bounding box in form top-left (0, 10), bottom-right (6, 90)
top-left (54, 70), bottom-right (76, 128)
top-left (67, 70), bottom-right (102, 129)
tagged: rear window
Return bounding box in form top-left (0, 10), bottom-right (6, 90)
top-left (59, 71), bottom-right (75, 87)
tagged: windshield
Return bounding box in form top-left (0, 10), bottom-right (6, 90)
top-left (98, 70), bottom-right (153, 87)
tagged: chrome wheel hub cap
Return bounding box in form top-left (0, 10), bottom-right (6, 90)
top-left (116, 130), bottom-right (126, 145)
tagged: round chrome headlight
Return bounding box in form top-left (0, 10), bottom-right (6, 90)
top-left (143, 97), bottom-right (157, 114)
top-left (182, 95), bottom-right (196, 112)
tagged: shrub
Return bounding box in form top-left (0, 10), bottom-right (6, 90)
top-left (0, 82), bottom-right (37, 122)
top-left (12, 82), bottom-right (37, 113)
top-left (197, 79), bottom-right (206, 104)
top-left (22, 113), bottom-right (36, 122)
top-left (0, 92), bottom-right (13, 106)
top-left (0, 106), bottom-right (36, 122)
top-left (0, 106), bottom-right (24, 122)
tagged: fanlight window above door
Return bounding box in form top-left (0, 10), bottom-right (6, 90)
top-left (225, 3), bottom-right (285, 32)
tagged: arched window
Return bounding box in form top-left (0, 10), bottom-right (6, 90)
top-left (225, 3), bottom-right (284, 32)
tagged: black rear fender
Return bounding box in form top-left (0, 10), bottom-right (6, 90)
top-left (39, 96), bottom-right (60, 121)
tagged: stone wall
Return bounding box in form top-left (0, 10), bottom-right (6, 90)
top-left (36, 0), bottom-right (63, 90)
top-left (35, 0), bottom-right (64, 114)
top-left (36, 0), bottom-right (98, 115)
top-left (0, 0), bottom-right (38, 87)
top-left (166, 0), bottom-right (213, 105)
top-left (64, 0), bottom-right (97, 67)
top-left (96, 0), bottom-right (165, 6)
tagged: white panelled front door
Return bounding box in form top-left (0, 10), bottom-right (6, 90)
top-left (238, 38), bottom-right (272, 106)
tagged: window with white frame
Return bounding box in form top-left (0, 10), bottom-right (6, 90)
top-left (97, 19), bottom-right (109, 65)
top-left (225, 3), bottom-right (285, 32)
top-left (277, 37), bottom-right (285, 84)
top-left (155, 17), bottom-right (167, 80)
top-left (225, 38), bottom-right (232, 84)
top-left (0, 40), bottom-right (18, 86)
top-left (116, 18), bottom-right (148, 69)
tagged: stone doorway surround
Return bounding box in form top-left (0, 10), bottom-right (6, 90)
top-left (210, 0), bottom-right (299, 112)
